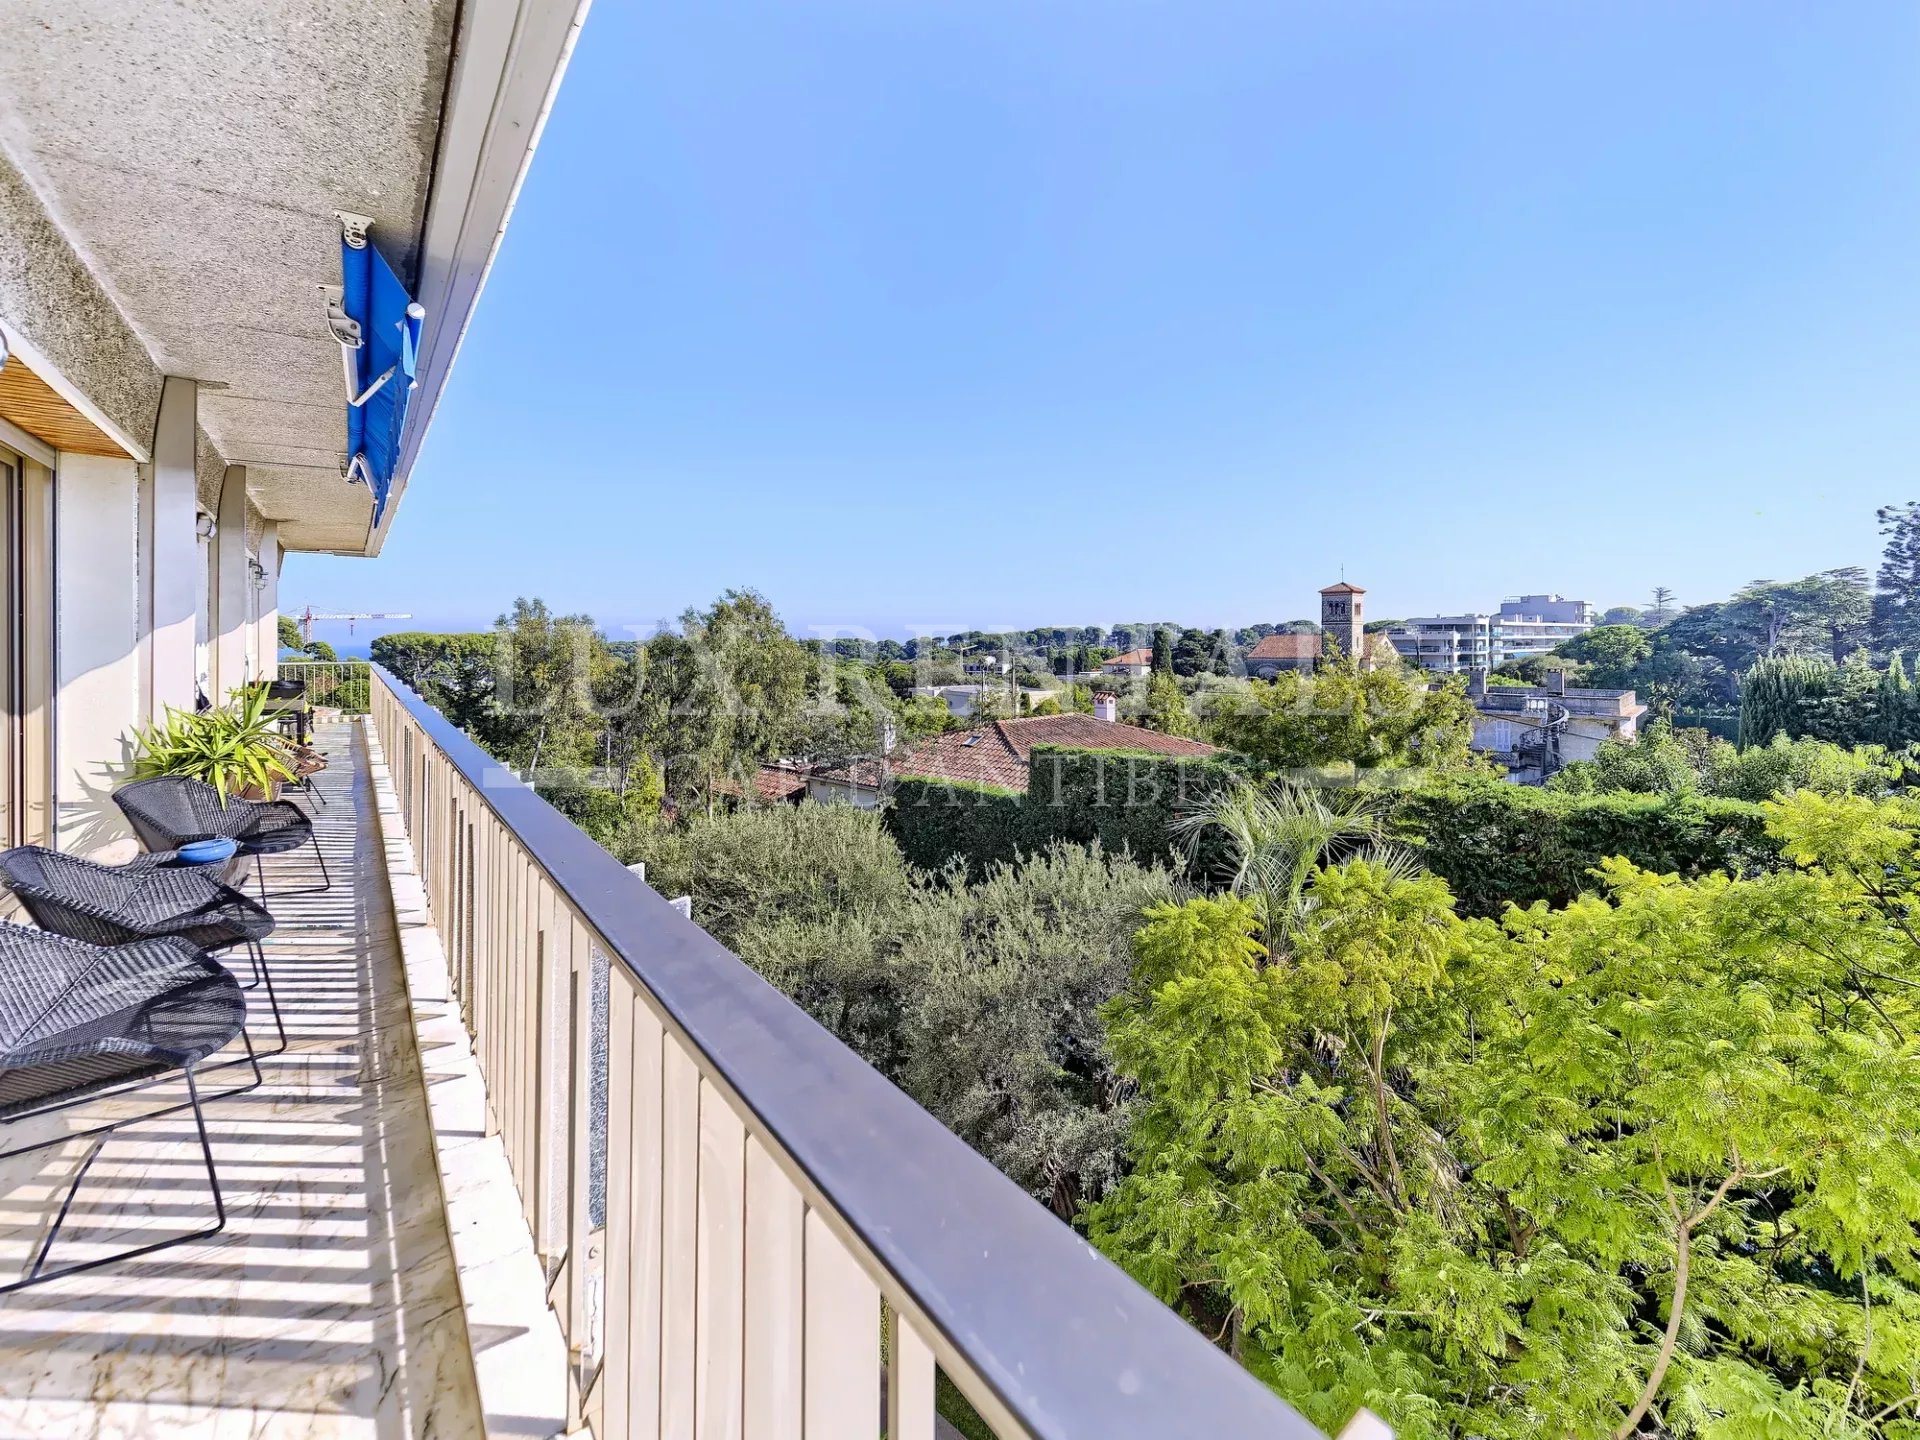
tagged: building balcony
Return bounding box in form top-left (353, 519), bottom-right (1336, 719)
top-left (0, 671), bottom-right (1380, 1440)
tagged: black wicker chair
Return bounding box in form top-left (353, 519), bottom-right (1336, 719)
top-left (113, 776), bottom-right (330, 902)
top-left (0, 846), bottom-right (285, 1055)
top-left (0, 927), bottom-right (252, 1293)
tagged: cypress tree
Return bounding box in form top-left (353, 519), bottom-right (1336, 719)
top-left (1883, 651), bottom-right (1915, 747)
top-left (1739, 654), bottom-right (1836, 748)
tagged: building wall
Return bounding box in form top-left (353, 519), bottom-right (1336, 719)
top-left (1320, 590), bottom-right (1364, 661)
top-left (1499, 595), bottom-right (1593, 626)
top-left (806, 778), bottom-right (882, 810)
top-left (55, 452), bottom-right (142, 853)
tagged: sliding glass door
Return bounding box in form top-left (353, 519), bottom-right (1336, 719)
top-left (0, 443), bottom-right (51, 849)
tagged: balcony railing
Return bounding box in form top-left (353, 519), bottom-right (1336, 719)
top-left (367, 665), bottom-right (1357, 1439)
top-left (278, 659), bottom-right (371, 713)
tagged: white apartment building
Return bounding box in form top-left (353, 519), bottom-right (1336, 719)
top-left (1388, 594), bottom-right (1596, 674)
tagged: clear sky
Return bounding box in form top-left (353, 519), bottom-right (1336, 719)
top-left (289, 0), bottom-right (1920, 649)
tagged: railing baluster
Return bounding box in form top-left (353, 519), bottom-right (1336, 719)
top-left (602, 975), bottom-right (637, 1440)
top-left (565, 916), bottom-right (596, 1431)
top-left (662, 1037), bottom-right (700, 1439)
top-left (743, 1138), bottom-right (803, 1440)
top-left (803, 1211), bottom-right (880, 1440)
top-left (696, 1081), bottom-right (746, 1440)
top-left (887, 1306), bottom-right (937, 1440)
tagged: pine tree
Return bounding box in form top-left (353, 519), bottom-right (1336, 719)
top-left (1876, 502), bottom-right (1920, 650)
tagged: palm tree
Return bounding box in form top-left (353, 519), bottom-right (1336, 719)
top-left (1170, 779), bottom-right (1411, 952)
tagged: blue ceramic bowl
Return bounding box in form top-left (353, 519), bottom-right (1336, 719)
top-left (177, 838), bottom-right (239, 866)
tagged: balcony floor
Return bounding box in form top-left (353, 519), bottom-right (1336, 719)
top-left (0, 722), bottom-right (483, 1438)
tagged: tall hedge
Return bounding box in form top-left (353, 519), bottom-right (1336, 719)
top-left (888, 777), bottom-right (1030, 874)
top-left (1024, 746), bottom-right (1239, 870)
top-left (887, 749), bottom-right (1784, 916)
top-left (1391, 780), bottom-right (1779, 918)
top-left (888, 748), bottom-right (1240, 877)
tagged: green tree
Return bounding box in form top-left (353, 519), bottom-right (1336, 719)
top-left (1737, 652), bottom-right (1886, 749)
top-left (1875, 502), bottom-right (1920, 651)
top-left (1172, 627), bottom-right (1228, 678)
top-left (1170, 779), bottom-right (1400, 947)
top-left (1552, 722), bottom-right (1897, 802)
top-left (1546, 720), bottom-right (1710, 797)
top-left (492, 597), bottom-right (600, 775)
top-left (370, 631), bottom-right (500, 734)
top-left (276, 615), bottom-right (302, 654)
top-left (1879, 651), bottom-right (1917, 747)
top-left (1555, 624), bottom-right (1652, 688)
top-left (645, 589), bottom-right (814, 814)
top-left (898, 842), bottom-right (1174, 1217)
top-left (1141, 670), bottom-right (1199, 738)
top-left (1207, 654), bottom-right (1478, 774)
top-left (619, 801), bottom-right (917, 1069)
top-left (1151, 626), bottom-right (1174, 676)
top-left (1092, 798), bottom-right (1920, 1439)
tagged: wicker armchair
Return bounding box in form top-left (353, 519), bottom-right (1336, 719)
top-left (113, 776), bottom-right (329, 900)
top-left (0, 926), bottom-right (252, 1293)
top-left (0, 846), bottom-right (285, 1054)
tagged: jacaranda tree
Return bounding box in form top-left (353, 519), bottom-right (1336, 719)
top-left (1091, 793), bottom-right (1920, 1439)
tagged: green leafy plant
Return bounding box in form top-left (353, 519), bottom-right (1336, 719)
top-left (1091, 795), bottom-right (1920, 1439)
top-left (131, 686), bottom-right (298, 803)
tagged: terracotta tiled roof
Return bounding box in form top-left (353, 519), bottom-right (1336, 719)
top-left (716, 762), bottom-right (810, 802)
top-left (1104, 648), bottom-right (1153, 667)
top-left (1247, 632), bottom-right (1321, 661)
top-left (1320, 581), bottom-right (1366, 594)
top-left (809, 757), bottom-right (888, 789)
top-left (891, 714), bottom-right (1218, 790)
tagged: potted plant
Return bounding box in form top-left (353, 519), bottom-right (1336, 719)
top-left (130, 685), bottom-right (299, 802)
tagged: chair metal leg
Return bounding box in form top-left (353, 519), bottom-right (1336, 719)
top-left (0, 1063), bottom-right (229, 1295)
top-left (247, 941), bottom-right (289, 1057)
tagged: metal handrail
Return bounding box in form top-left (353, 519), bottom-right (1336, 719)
top-left (368, 663), bottom-right (1335, 1439)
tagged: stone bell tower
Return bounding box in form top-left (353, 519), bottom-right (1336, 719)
top-left (1319, 582), bottom-right (1366, 665)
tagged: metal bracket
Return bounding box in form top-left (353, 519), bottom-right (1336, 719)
top-left (320, 284), bottom-right (370, 410)
top-left (335, 211), bottom-right (374, 250)
top-left (318, 285), bottom-right (360, 348)
top-left (349, 366), bottom-right (396, 408)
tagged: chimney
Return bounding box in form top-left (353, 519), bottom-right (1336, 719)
top-left (1546, 666), bottom-right (1567, 696)
top-left (1468, 667), bottom-right (1488, 701)
top-left (1093, 692), bottom-right (1118, 723)
top-left (880, 717), bottom-right (898, 755)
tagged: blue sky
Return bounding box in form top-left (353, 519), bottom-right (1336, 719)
top-left (290, 0), bottom-right (1920, 648)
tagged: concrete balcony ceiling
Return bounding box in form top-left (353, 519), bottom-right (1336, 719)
top-left (0, 0), bottom-right (582, 555)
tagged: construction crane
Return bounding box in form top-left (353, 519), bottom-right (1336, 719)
top-left (297, 606), bottom-right (413, 646)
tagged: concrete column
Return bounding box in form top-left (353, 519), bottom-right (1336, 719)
top-left (57, 453), bottom-right (142, 853)
top-left (255, 523), bottom-right (281, 681)
top-left (212, 463), bottom-right (250, 696)
top-left (141, 376), bottom-right (198, 717)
